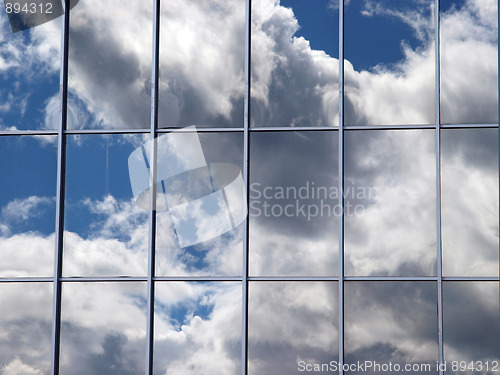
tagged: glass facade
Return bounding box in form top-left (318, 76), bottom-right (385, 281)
top-left (0, 0), bottom-right (498, 374)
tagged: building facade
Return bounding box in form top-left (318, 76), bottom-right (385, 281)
top-left (0, 0), bottom-right (498, 374)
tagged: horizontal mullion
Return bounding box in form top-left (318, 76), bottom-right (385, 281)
top-left (0, 130), bottom-right (59, 136)
top-left (344, 124), bottom-right (436, 130)
top-left (1, 123), bottom-right (497, 137)
top-left (248, 276), bottom-right (339, 281)
top-left (440, 123), bottom-right (499, 129)
top-left (0, 276), bottom-right (497, 283)
top-left (0, 277), bottom-right (54, 283)
top-left (64, 128), bottom-right (149, 135)
top-left (442, 276), bottom-right (500, 282)
top-left (156, 127), bottom-right (244, 133)
top-left (250, 126), bottom-right (338, 132)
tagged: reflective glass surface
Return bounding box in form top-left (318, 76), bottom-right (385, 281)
top-left (0, 0), bottom-right (499, 373)
top-left (345, 282), bottom-right (438, 374)
top-left (159, 0), bottom-right (245, 129)
top-left (249, 131), bottom-right (339, 276)
top-left (0, 136), bottom-right (57, 277)
top-left (344, 130), bottom-right (436, 276)
top-left (443, 282), bottom-right (500, 372)
top-left (248, 282), bottom-right (339, 375)
top-left (0, 283), bottom-right (53, 374)
top-left (60, 282), bottom-right (147, 374)
top-left (154, 282), bottom-right (241, 375)
top-left (344, 0), bottom-right (435, 125)
top-left (440, 0), bottom-right (498, 124)
top-left (64, 134), bottom-right (149, 277)
top-left (155, 132), bottom-right (244, 276)
top-left (442, 128), bottom-right (499, 277)
top-left (251, 0), bottom-right (339, 127)
top-left (0, 4), bottom-right (61, 130)
top-left (67, 0), bottom-right (153, 129)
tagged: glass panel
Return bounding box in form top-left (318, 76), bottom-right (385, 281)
top-left (251, 0), bottom-right (339, 127)
top-left (155, 132), bottom-right (244, 276)
top-left (442, 128), bottom-right (499, 277)
top-left (67, 0), bottom-right (153, 129)
top-left (0, 2), bottom-right (61, 130)
top-left (440, 0), bottom-right (498, 124)
top-left (0, 136), bottom-right (57, 277)
top-left (344, 130), bottom-right (436, 276)
top-left (443, 282), bottom-right (500, 373)
top-left (249, 131), bottom-right (339, 276)
top-left (345, 282), bottom-right (438, 374)
top-left (154, 282), bottom-right (241, 375)
top-left (60, 282), bottom-right (147, 374)
top-left (64, 134), bottom-right (149, 277)
top-left (158, 0), bottom-right (245, 128)
top-left (0, 283), bottom-right (53, 374)
top-left (249, 282), bottom-right (338, 375)
top-left (344, 0), bottom-right (435, 125)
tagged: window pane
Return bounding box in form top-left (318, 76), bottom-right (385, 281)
top-left (251, 0), bottom-right (339, 127)
top-left (249, 131), bottom-right (339, 276)
top-left (249, 282), bottom-right (339, 375)
top-left (155, 132), bottom-right (244, 276)
top-left (0, 136), bottom-right (57, 277)
top-left (159, 0), bottom-right (245, 128)
top-left (67, 0), bottom-right (153, 129)
top-left (0, 5), bottom-right (61, 130)
top-left (64, 135), bottom-right (149, 277)
top-left (441, 128), bottom-right (499, 277)
top-left (60, 282), bottom-right (147, 374)
top-left (154, 282), bottom-right (241, 375)
top-left (345, 0), bottom-right (435, 125)
top-left (440, 0), bottom-right (498, 124)
top-left (443, 282), bottom-right (500, 371)
top-left (344, 130), bottom-right (436, 276)
top-left (345, 282), bottom-right (438, 374)
top-left (0, 283), bottom-right (53, 374)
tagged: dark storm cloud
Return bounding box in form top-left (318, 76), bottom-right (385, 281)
top-left (345, 282), bottom-right (439, 370)
top-left (441, 128), bottom-right (498, 172)
top-left (443, 282), bottom-right (500, 361)
top-left (68, 23), bottom-right (151, 129)
top-left (249, 130), bottom-right (339, 238)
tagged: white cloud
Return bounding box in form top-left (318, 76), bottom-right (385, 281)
top-left (1, 196), bottom-right (53, 222)
top-left (3, 357), bottom-right (44, 375)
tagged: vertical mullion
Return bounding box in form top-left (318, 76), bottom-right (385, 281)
top-left (242, 0), bottom-right (251, 374)
top-left (435, 0), bottom-right (444, 373)
top-left (145, 0), bottom-right (160, 374)
top-left (338, 0), bottom-right (345, 374)
top-left (50, 0), bottom-right (71, 374)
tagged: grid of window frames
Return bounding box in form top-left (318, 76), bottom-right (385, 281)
top-left (0, 0), bottom-right (498, 374)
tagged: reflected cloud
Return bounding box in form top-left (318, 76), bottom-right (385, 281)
top-left (249, 131), bottom-right (339, 276)
top-left (1, 195), bottom-right (53, 222)
top-left (0, 283), bottom-right (53, 374)
top-left (344, 130), bottom-right (437, 276)
top-left (345, 282), bottom-right (438, 374)
top-left (60, 282), bottom-right (147, 374)
top-left (0, 0), bottom-right (497, 372)
top-left (441, 0), bottom-right (498, 123)
top-left (154, 282), bottom-right (242, 375)
top-left (442, 129), bottom-right (499, 276)
top-left (443, 282), bottom-right (500, 363)
top-left (0, 0), bottom-right (494, 129)
top-left (249, 282), bottom-right (338, 375)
